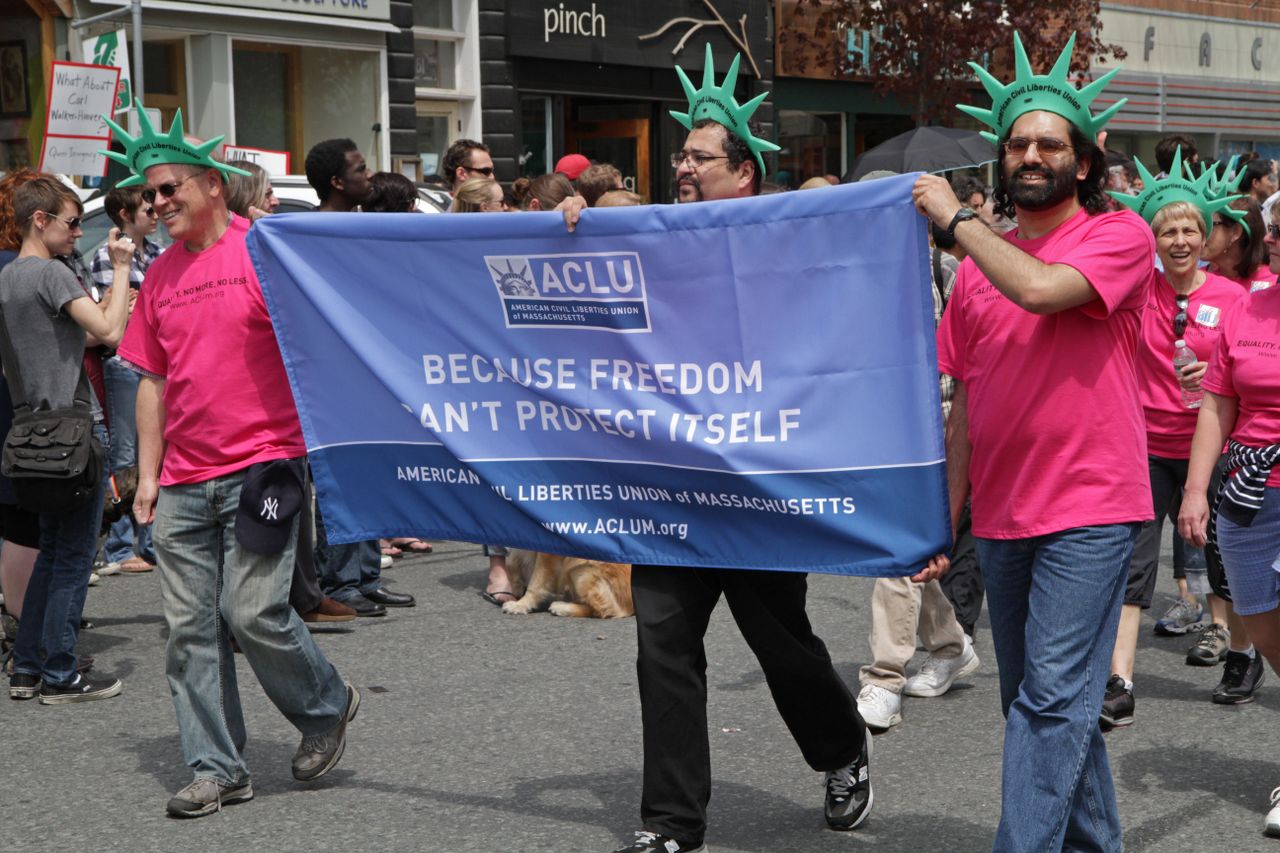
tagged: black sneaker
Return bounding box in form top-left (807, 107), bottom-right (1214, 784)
top-left (38, 672), bottom-right (122, 704)
top-left (1213, 651), bottom-right (1265, 705)
top-left (166, 777), bottom-right (254, 818)
top-left (611, 831), bottom-right (707, 853)
top-left (824, 734), bottom-right (873, 830)
top-left (292, 682), bottom-right (360, 781)
top-left (9, 672), bottom-right (40, 700)
top-left (1099, 674), bottom-right (1134, 729)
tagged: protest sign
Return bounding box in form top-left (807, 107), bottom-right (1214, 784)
top-left (81, 29), bottom-right (131, 114)
top-left (39, 61), bottom-right (119, 176)
top-left (223, 144), bottom-right (291, 176)
top-left (248, 174), bottom-right (950, 576)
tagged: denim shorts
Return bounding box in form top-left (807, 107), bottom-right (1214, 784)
top-left (1216, 485), bottom-right (1280, 616)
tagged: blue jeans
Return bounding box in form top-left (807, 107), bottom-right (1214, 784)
top-left (313, 499), bottom-right (380, 602)
top-left (102, 356), bottom-right (154, 564)
top-left (12, 424), bottom-right (108, 686)
top-left (977, 524), bottom-right (1138, 853)
top-left (152, 468), bottom-right (348, 785)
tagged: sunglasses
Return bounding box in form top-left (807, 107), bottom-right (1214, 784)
top-left (141, 173), bottom-right (198, 203)
top-left (467, 166), bottom-right (495, 177)
top-left (1269, 223), bottom-right (1280, 240)
top-left (43, 212), bottom-right (82, 229)
top-left (1174, 294), bottom-right (1189, 337)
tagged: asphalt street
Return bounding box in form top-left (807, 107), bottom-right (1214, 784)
top-left (2, 539), bottom-right (1278, 852)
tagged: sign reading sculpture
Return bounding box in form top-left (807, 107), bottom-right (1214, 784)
top-left (247, 175), bottom-right (949, 576)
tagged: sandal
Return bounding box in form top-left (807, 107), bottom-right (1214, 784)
top-left (379, 539), bottom-right (403, 557)
top-left (479, 590), bottom-right (517, 606)
top-left (388, 537), bottom-right (433, 554)
top-left (119, 557), bottom-right (155, 573)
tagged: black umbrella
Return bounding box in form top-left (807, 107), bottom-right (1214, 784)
top-left (847, 126), bottom-right (997, 181)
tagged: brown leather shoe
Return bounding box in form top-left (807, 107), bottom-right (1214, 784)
top-left (301, 597), bottom-right (356, 631)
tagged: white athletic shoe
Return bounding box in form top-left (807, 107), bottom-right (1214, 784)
top-left (380, 554), bottom-right (393, 570)
top-left (903, 634), bottom-right (980, 698)
top-left (1267, 786), bottom-right (1280, 837)
top-left (856, 683), bottom-right (902, 731)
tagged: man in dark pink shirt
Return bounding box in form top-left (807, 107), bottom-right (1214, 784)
top-left (911, 35), bottom-right (1154, 852)
top-left (104, 103), bottom-right (358, 819)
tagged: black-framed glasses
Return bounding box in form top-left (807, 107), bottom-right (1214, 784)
top-left (1269, 223), bottom-right (1280, 240)
top-left (141, 174), bottom-right (198, 203)
top-left (42, 212), bottom-right (82, 229)
top-left (466, 166), bottom-right (495, 177)
top-left (671, 151), bottom-right (729, 169)
top-left (1174, 294), bottom-right (1189, 337)
top-left (1002, 137), bottom-right (1073, 158)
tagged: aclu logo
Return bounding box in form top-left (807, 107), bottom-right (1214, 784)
top-left (484, 251), bottom-right (651, 333)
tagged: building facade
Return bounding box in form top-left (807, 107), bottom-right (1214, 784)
top-left (477, 0), bottom-right (772, 203)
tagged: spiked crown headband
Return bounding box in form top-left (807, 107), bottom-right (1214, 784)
top-left (100, 98), bottom-right (251, 188)
top-left (670, 43), bottom-right (780, 176)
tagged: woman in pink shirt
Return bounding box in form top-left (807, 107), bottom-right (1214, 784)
top-left (1180, 215), bottom-right (1280, 838)
top-left (1203, 197), bottom-right (1275, 292)
top-left (1102, 198), bottom-right (1249, 729)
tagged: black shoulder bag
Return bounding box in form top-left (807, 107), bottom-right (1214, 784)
top-left (0, 309), bottom-right (103, 513)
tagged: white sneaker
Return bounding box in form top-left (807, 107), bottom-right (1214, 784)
top-left (96, 562), bottom-right (122, 577)
top-left (856, 683), bottom-right (902, 731)
top-left (903, 634), bottom-right (980, 698)
top-left (87, 571), bottom-right (100, 586)
top-left (380, 554), bottom-right (393, 570)
top-left (1267, 786), bottom-right (1280, 837)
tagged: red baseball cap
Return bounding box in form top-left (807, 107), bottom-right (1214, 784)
top-left (554, 154), bottom-right (591, 181)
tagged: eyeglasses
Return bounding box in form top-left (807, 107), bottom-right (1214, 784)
top-left (141, 173), bottom-right (198, 203)
top-left (1002, 137), bottom-right (1073, 158)
top-left (144, 207), bottom-right (156, 217)
top-left (671, 151), bottom-right (729, 169)
top-left (42, 212), bottom-right (82, 229)
top-left (1269, 223), bottom-right (1280, 240)
top-left (466, 166), bottom-right (495, 177)
top-left (1174, 294), bottom-right (1189, 337)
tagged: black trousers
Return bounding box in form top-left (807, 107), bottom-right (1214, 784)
top-left (940, 502), bottom-right (985, 636)
top-left (631, 565), bottom-right (865, 844)
top-left (287, 477), bottom-right (323, 615)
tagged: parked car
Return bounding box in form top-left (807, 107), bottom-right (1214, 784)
top-left (75, 175), bottom-right (451, 261)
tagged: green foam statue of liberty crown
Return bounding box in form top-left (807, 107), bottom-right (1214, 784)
top-left (670, 43), bottom-right (781, 175)
top-left (100, 98), bottom-right (252, 188)
top-left (957, 32), bottom-right (1126, 145)
top-left (1199, 155), bottom-right (1246, 200)
top-left (1108, 147), bottom-right (1245, 239)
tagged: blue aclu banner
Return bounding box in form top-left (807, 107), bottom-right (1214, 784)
top-left (247, 174), bottom-right (949, 576)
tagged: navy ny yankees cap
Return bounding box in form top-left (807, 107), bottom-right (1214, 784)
top-left (236, 458), bottom-right (307, 555)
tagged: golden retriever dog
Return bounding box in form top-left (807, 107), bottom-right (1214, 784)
top-left (501, 549), bottom-right (633, 619)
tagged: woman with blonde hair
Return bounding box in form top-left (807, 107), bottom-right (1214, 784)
top-left (223, 159), bottom-right (278, 220)
top-left (450, 177), bottom-right (503, 213)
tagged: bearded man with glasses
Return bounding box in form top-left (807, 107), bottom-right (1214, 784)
top-left (912, 34), bottom-right (1157, 851)
top-left (104, 103), bottom-right (358, 819)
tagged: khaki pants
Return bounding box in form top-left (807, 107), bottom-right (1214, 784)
top-left (859, 576), bottom-right (965, 692)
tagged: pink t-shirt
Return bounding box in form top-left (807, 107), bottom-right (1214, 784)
top-left (117, 214), bottom-right (305, 485)
top-left (1139, 271), bottom-right (1244, 459)
top-left (937, 208), bottom-right (1155, 539)
top-left (1202, 285), bottom-right (1280, 486)
top-left (1224, 264), bottom-right (1278, 294)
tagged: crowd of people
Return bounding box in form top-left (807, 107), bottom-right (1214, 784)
top-left (1, 30), bottom-right (1280, 852)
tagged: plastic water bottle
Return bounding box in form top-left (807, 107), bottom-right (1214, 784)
top-left (1173, 340), bottom-right (1203, 409)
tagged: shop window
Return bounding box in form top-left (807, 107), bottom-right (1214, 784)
top-left (776, 110), bottom-right (842, 189)
top-left (414, 40), bottom-right (456, 90)
top-left (140, 40), bottom-right (187, 132)
top-left (414, 0), bottom-right (462, 95)
top-left (417, 108), bottom-right (455, 178)
top-left (233, 41), bottom-right (381, 172)
top-left (521, 96), bottom-right (551, 178)
top-left (233, 45), bottom-right (298, 155)
top-left (413, 0), bottom-right (452, 28)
